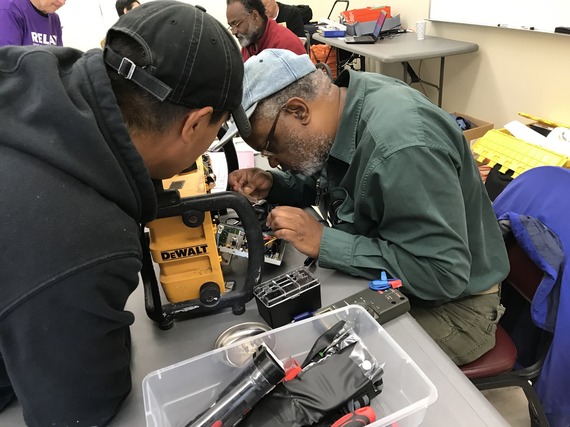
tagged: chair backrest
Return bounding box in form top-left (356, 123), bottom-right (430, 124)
top-left (500, 235), bottom-right (552, 381)
top-left (327, 0), bottom-right (349, 20)
top-left (504, 236), bottom-right (544, 303)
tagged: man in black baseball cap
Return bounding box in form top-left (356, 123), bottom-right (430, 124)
top-left (104, 0), bottom-right (251, 153)
top-left (0, 2), bottom-right (245, 425)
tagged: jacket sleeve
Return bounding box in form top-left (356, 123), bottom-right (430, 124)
top-left (318, 146), bottom-right (473, 302)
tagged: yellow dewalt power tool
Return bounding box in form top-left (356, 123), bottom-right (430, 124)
top-left (140, 153), bottom-right (264, 329)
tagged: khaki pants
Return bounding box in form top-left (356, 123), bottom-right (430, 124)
top-left (409, 291), bottom-right (505, 365)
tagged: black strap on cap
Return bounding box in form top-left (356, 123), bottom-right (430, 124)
top-left (232, 105), bottom-right (252, 139)
top-left (104, 47), bottom-right (172, 102)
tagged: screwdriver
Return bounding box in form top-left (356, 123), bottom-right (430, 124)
top-left (331, 406), bottom-right (376, 427)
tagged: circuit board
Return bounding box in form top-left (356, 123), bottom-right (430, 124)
top-left (217, 223), bottom-right (286, 265)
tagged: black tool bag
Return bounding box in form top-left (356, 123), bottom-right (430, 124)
top-left (239, 321), bottom-right (384, 426)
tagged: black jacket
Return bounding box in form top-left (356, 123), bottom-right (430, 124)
top-left (0, 46), bottom-right (157, 318)
top-left (276, 2), bottom-right (305, 38)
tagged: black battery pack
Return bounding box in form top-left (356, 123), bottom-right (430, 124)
top-left (314, 287), bottom-right (410, 324)
top-left (254, 267), bottom-right (321, 328)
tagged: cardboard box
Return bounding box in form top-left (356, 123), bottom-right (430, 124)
top-left (450, 112), bottom-right (494, 142)
top-left (317, 22), bottom-right (346, 38)
top-left (321, 28), bottom-right (346, 37)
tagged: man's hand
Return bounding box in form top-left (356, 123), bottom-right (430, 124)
top-left (228, 168), bottom-right (273, 202)
top-left (266, 206), bottom-right (323, 258)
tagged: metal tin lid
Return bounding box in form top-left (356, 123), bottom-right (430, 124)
top-left (215, 322), bottom-right (274, 367)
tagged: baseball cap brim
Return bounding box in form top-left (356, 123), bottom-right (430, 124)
top-left (212, 49), bottom-right (316, 150)
top-left (213, 102), bottom-right (257, 150)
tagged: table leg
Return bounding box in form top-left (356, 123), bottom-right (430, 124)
top-left (401, 58), bottom-right (445, 108)
top-left (438, 57), bottom-right (445, 108)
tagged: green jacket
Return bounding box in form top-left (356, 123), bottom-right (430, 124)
top-left (268, 70), bottom-right (508, 304)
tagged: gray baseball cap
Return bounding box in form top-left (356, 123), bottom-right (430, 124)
top-left (216, 49), bottom-right (316, 147)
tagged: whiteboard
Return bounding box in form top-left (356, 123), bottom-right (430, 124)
top-left (429, 0), bottom-right (570, 34)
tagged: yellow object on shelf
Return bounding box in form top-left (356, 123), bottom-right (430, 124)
top-left (518, 112), bottom-right (570, 129)
top-left (472, 129), bottom-right (570, 178)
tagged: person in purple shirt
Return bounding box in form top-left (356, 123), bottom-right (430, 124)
top-left (0, 0), bottom-right (64, 46)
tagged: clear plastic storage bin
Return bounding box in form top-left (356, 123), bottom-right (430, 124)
top-left (143, 305), bottom-right (438, 427)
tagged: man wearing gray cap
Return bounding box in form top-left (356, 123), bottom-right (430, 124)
top-left (227, 48), bottom-right (509, 367)
top-left (0, 2), bottom-right (247, 425)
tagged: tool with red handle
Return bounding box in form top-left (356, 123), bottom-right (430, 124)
top-left (331, 406), bottom-right (376, 427)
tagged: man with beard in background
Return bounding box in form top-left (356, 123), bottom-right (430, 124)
top-left (226, 0), bottom-right (305, 61)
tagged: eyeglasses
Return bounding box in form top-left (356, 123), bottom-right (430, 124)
top-left (227, 14), bottom-right (249, 30)
top-left (260, 106), bottom-right (285, 157)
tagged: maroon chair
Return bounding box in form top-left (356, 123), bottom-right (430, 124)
top-left (460, 237), bottom-right (551, 427)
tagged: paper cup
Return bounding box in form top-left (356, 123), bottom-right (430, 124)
top-left (416, 20), bottom-right (427, 40)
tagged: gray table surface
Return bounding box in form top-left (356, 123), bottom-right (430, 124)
top-left (1, 245), bottom-right (509, 426)
top-left (311, 32), bottom-right (479, 63)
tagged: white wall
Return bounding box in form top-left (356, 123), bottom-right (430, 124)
top-left (58, 0), bottom-right (229, 52)
top-left (57, 0), bottom-right (117, 51)
top-left (429, 0), bottom-right (570, 33)
top-left (60, 0), bottom-right (570, 128)
top-left (297, 0), bottom-right (570, 127)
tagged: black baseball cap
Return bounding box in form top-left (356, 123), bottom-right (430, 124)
top-left (104, 1), bottom-right (251, 137)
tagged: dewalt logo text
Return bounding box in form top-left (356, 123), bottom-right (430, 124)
top-left (161, 245), bottom-right (208, 260)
